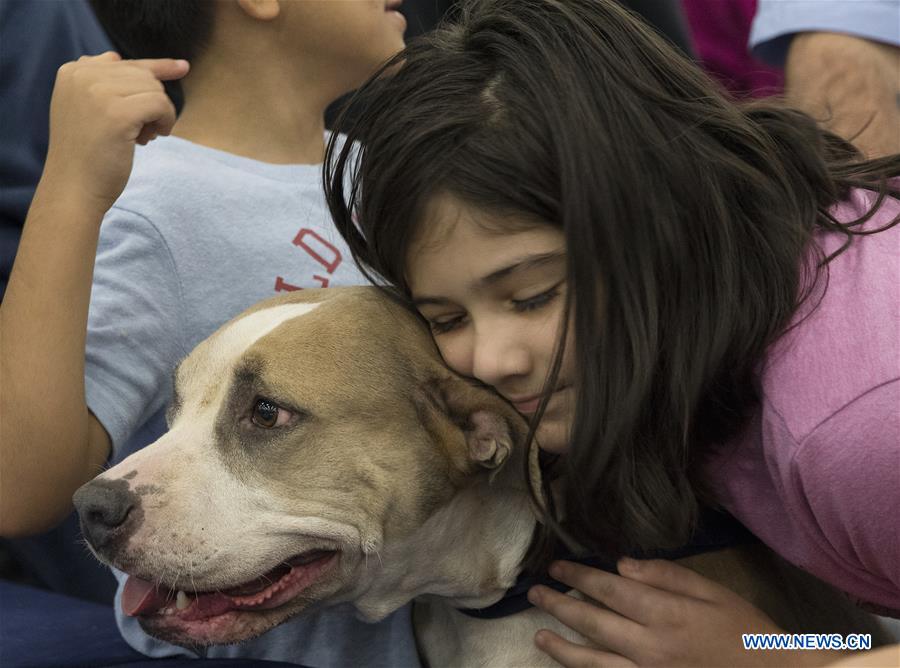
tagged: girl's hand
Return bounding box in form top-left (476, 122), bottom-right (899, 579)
top-left (527, 558), bottom-right (841, 667)
top-left (43, 52), bottom-right (189, 214)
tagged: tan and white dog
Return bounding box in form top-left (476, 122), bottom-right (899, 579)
top-left (74, 287), bottom-right (887, 665)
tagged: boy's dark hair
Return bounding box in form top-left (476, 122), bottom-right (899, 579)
top-left (324, 0), bottom-right (900, 564)
top-left (89, 0), bottom-right (216, 108)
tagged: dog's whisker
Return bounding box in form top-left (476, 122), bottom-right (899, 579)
top-left (170, 564), bottom-right (184, 593)
top-left (159, 566), bottom-right (173, 601)
top-left (189, 554), bottom-right (198, 596)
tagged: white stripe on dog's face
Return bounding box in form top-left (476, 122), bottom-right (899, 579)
top-left (210, 302), bottom-right (321, 362)
top-left (180, 302), bottom-right (321, 410)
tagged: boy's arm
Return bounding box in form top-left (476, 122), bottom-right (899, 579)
top-left (0, 173), bottom-right (113, 536)
top-left (0, 53), bottom-right (188, 536)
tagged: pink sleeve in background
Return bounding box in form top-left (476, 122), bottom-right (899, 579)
top-left (681, 0), bottom-right (783, 98)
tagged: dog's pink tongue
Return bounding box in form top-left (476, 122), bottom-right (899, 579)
top-left (123, 576), bottom-right (168, 616)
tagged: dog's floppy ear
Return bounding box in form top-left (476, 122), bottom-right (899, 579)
top-left (414, 375), bottom-right (522, 474)
top-left (415, 374), bottom-right (547, 512)
top-left (465, 410), bottom-right (512, 469)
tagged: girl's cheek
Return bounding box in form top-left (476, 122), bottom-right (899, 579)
top-left (436, 340), bottom-right (473, 378)
top-left (536, 421), bottom-right (571, 454)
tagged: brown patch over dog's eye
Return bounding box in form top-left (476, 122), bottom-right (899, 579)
top-left (252, 398), bottom-right (281, 429)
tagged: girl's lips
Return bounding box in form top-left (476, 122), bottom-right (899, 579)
top-left (511, 396), bottom-right (542, 414)
top-left (510, 387), bottom-right (569, 415)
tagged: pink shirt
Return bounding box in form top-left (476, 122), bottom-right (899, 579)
top-left (705, 188), bottom-right (900, 614)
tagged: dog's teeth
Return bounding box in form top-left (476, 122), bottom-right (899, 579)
top-left (176, 590), bottom-right (190, 610)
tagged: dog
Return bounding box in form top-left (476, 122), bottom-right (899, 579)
top-left (74, 286), bottom-right (888, 665)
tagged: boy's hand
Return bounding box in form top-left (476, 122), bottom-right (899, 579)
top-left (527, 558), bottom-right (841, 667)
top-left (43, 51), bottom-right (189, 214)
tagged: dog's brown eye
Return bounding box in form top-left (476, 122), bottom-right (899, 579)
top-left (252, 398), bottom-right (282, 429)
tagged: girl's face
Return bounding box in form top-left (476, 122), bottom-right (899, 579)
top-left (406, 193), bottom-right (575, 453)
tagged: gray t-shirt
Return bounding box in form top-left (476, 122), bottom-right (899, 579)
top-left (84, 135), bottom-right (418, 666)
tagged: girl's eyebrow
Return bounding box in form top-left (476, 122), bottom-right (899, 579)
top-left (411, 251), bottom-right (565, 307)
top-left (478, 250), bottom-right (565, 287)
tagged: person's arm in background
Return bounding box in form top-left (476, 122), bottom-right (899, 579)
top-left (750, 0), bottom-right (900, 158)
top-left (0, 53), bottom-right (188, 537)
top-left (785, 32), bottom-right (899, 158)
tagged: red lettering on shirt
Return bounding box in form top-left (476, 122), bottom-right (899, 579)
top-left (293, 229), bottom-right (342, 274)
top-left (274, 276), bottom-right (302, 292)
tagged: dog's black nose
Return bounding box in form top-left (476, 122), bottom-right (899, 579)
top-left (73, 478), bottom-right (139, 550)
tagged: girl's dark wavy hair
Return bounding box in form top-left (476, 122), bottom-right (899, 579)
top-left (324, 0), bottom-right (900, 562)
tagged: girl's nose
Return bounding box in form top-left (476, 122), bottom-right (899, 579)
top-left (470, 326), bottom-right (531, 387)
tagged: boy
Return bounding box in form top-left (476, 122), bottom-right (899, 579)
top-left (0, 1), bottom-right (414, 664)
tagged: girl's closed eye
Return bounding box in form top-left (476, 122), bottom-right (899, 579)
top-left (427, 313), bottom-right (467, 335)
top-left (512, 282), bottom-right (563, 312)
top-left (426, 283), bottom-right (564, 333)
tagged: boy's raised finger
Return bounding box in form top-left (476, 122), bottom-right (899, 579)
top-left (127, 58), bottom-right (191, 81)
top-left (89, 78), bottom-right (165, 99)
top-left (78, 50), bottom-right (121, 63)
top-left (113, 91), bottom-right (178, 141)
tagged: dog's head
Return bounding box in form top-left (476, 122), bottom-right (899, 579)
top-left (74, 287), bottom-right (539, 647)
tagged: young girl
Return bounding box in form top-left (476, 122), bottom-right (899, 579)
top-left (324, 0), bottom-right (900, 664)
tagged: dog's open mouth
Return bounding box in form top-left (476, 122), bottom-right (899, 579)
top-left (123, 550), bottom-right (338, 622)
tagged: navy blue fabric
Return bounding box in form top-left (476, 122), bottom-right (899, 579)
top-left (461, 508), bottom-right (757, 619)
top-left (0, 0), bottom-right (112, 300)
top-left (1, 512), bottom-right (119, 604)
top-left (0, 581), bottom-right (303, 667)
